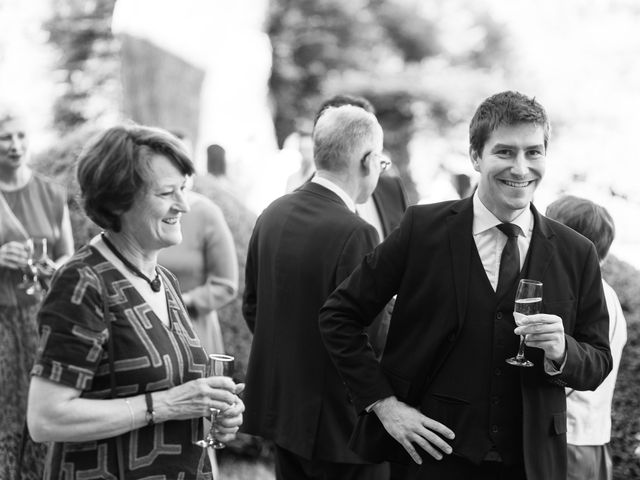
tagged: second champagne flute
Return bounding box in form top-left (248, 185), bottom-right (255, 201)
top-left (209, 354), bottom-right (235, 449)
top-left (506, 279), bottom-right (542, 367)
top-left (195, 354), bottom-right (235, 449)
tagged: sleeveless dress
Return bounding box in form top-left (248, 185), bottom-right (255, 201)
top-left (32, 244), bottom-right (213, 479)
top-left (0, 174), bottom-right (66, 480)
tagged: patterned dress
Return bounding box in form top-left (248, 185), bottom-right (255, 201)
top-left (32, 245), bottom-right (213, 479)
top-left (0, 174), bottom-right (67, 480)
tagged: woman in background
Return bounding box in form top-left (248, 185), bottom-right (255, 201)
top-left (27, 124), bottom-right (243, 479)
top-left (0, 109), bottom-right (74, 480)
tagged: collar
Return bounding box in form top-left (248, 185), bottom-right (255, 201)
top-left (472, 191), bottom-right (533, 237)
top-left (311, 176), bottom-right (356, 213)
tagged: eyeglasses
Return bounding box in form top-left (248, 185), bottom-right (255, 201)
top-left (363, 152), bottom-right (392, 172)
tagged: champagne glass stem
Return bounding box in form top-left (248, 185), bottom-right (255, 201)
top-left (515, 335), bottom-right (527, 361)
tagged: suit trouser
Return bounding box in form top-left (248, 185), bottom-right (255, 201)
top-left (274, 444), bottom-right (389, 480)
top-left (401, 454), bottom-right (526, 480)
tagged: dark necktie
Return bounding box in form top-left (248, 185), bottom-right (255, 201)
top-left (496, 223), bottom-right (521, 296)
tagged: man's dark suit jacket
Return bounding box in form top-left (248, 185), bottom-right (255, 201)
top-left (319, 197), bottom-right (612, 480)
top-left (241, 182), bottom-right (379, 463)
top-left (370, 174), bottom-right (408, 237)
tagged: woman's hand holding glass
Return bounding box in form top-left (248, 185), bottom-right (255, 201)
top-left (0, 240), bottom-right (31, 270)
top-left (154, 375), bottom-right (244, 424)
top-left (208, 392), bottom-right (245, 445)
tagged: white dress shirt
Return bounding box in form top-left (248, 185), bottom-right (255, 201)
top-left (356, 197), bottom-right (384, 243)
top-left (472, 192), bottom-right (533, 291)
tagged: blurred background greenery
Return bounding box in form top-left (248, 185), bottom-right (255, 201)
top-left (1, 0), bottom-right (639, 477)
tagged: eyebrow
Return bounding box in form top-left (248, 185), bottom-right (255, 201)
top-left (491, 143), bottom-right (545, 151)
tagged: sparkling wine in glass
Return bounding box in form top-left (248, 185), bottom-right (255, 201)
top-left (506, 279), bottom-right (542, 367)
top-left (195, 354), bottom-right (235, 449)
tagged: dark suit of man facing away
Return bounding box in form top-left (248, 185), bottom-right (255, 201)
top-left (319, 91), bottom-right (612, 480)
top-left (242, 105), bottom-right (389, 479)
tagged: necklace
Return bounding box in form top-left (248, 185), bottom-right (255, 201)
top-left (101, 233), bottom-right (162, 292)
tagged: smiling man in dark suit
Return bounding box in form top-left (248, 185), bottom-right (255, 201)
top-left (319, 91), bottom-right (612, 480)
top-left (241, 105), bottom-right (389, 479)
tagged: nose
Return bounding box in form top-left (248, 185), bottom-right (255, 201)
top-left (511, 151), bottom-right (529, 177)
top-left (173, 189), bottom-right (190, 213)
top-left (11, 133), bottom-right (25, 148)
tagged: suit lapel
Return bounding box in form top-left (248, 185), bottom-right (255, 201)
top-left (524, 205), bottom-right (556, 282)
top-left (446, 197), bottom-right (474, 333)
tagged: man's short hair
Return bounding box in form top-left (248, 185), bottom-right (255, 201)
top-left (77, 124), bottom-right (194, 232)
top-left (469, 91), bottom-right (550, 156)
top-left (314, 94), bottom-right (376, 126)
top-left (546, 195), bottom-right (616, 261)
top-left (313, 105), bottom-right (379, 173)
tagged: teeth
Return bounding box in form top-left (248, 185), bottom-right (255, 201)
top-left (164, 218), bottom-right (178, 224)
top-left (503, 180), bottom-right (530, 188)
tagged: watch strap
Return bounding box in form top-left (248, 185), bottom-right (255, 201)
top-left (144, 392), bottom-right (155, 426)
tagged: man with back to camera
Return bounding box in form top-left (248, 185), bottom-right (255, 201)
top-left (241, 105), bottom-right (390, 479)
top-left (319, 91), bottom-right (612, 480)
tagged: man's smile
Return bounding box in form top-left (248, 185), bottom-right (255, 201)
top-left (500, 179), bottom-right (534, 188)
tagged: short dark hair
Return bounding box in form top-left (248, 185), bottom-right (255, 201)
top-left (469, 91), bottom-right (550, 156)
top-left (77, 124), bottom-right (194, 232)
top-left (545, 195), bottom-right (615, 261)
top-left (206, 144), bottom-right (226, 176)
top-left (314, 94), bottom-right (376, 126)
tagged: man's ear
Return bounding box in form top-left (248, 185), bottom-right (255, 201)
top-left (469, 147), bottom-right (481, 172)
top-left (360, 152), bottom-right (371, 174)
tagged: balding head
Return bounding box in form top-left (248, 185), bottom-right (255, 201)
top-left (313, 105), bottom-right (382, 174)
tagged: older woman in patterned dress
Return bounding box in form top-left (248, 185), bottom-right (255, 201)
top-left (27, 125), bottom-right (244, 480)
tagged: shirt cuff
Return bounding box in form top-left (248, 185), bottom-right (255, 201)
top-left (544, 352), bottom-right (567, 376)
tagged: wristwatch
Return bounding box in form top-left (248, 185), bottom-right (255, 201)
top-left (145, 392), bottom-right (155, 426)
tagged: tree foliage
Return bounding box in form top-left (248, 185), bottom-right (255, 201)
top-left (43, 0), bottom-right (119, 133)
top-left (267, 0), bottom-right (439, 147)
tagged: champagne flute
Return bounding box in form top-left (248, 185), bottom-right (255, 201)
top-left (195, 354), bottom-right (235, 449)
top-left (17, 238), bottom-right (39, 295)
top-left (506, 279), bottom-right (542, 367)
top-left (33, 237), bottom-right (56, 280)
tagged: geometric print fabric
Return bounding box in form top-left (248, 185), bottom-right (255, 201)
top-left (32, 245), bottom-right (213, 479)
